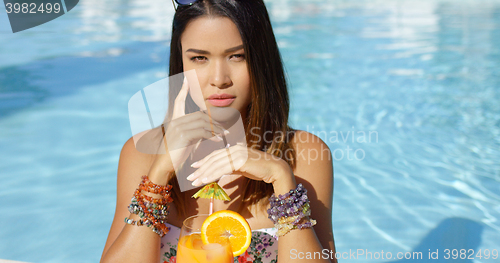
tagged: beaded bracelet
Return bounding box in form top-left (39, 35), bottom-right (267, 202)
top-left (124, 216), bottom-right (171, 237)
top-left (139, 175), bottom-right (173, 196)
top-left (125, 175), bottom-right (173, 237)
top-left (267, 183), bottom-right (317, 238)
top-left (128, 195), bottom-right (170, 220)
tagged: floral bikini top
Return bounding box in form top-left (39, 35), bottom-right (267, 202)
top-left (160, 222), bottom-right (279, 263)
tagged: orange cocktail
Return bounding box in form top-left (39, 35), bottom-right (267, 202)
top-left (177, 214), bottom-right (233, 263)
top-left (177, 232), bottom-right (233, 263)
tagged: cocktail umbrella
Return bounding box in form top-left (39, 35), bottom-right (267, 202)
top-left (192, 182), bottom-right (231, 214)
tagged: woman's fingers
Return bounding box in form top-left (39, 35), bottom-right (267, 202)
top-left (193, 148), bottom-right (231, 176)
top-left (177, 117), bottom-right (227, 137)
top-left (166, 111), bottom-right (229, 148)
top-left (191, 152), bottom-right (235, 186)
top-left (168, 121), bottom-right (227, 148)
top-left (172, 77), bottom-right (189, 120)
top-left (170, 128), bottom-right (220, 150)
top-left (190, 146), bottom-right (228, 170)
top-left (187, 148), bottom-right (224, 182)
top-left (199, 151), bottom-right (244, 184)
top-left (188, 145), bottom-right (249, 186)
top-left (169, 77), bottom-right (228, 137)
top-left (170, 111), bottom-right (224, 130)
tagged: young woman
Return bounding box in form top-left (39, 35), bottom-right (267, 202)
top-left (101, 0), bottom-right (336, 262)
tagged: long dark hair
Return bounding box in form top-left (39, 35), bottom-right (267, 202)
top-left (166, 0), bottom-right (297, 218)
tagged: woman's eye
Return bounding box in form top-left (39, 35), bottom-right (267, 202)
top-left (230, 54), bottom-right (245, 61)
top-left (190, 56), bottom-right (207, 62)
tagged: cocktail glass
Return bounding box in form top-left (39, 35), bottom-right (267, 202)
top-left (177, 214), bottom-right (233, 263)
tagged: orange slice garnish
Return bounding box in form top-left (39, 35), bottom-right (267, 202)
top-left (201, 210), bottom-right (252, 257)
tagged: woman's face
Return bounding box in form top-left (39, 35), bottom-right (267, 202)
top-left (181, 16), bottom-right (251, 122)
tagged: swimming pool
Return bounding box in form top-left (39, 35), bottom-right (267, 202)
top-left (1, 0), bottom-right (499, 262)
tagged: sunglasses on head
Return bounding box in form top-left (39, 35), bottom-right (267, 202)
top-left (171, 0), bottom-right (199, 11)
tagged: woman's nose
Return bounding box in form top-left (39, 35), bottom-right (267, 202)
top-left (209, 60), bottom-right (232, 89)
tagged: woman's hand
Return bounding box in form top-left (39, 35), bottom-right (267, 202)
top-left (148, 78), bottom-right (228, 184)
top-left (187, 143), bottom-right (293, 187)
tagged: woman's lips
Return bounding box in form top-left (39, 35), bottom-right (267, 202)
top-left (207, 98), bottom-right (235, 107)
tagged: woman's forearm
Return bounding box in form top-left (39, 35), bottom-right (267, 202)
top-left (101, 162), bottom-right (175, 263)
top-left (101, 219), bottom-right (162, 263)
top-left (272, 167), bottom-right (335, 263)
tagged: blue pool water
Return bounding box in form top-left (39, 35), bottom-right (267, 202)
top-left (1, 0), bottom-right (499, 262)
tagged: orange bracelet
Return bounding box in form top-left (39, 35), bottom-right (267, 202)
top-left (125, 175), bottom-right (174, 237)
top-left (139, 175), bottom-right (173, 196)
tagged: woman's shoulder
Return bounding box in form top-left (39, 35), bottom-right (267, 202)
top-left (288, 129), bottom-right (333, 181)
top-left (118, 129), bottom-right (163, 182)
top-left (120, 136), bottom-right (155, 170)
top-left (290, 129), bottom-right (331, 152)
top-left (122, 126), bottom-right (164, 155)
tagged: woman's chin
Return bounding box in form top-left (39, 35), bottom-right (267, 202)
top-left (207, 106), bottom-right (241, 124)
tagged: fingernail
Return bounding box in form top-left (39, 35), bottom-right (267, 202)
top-left (187, 172), bottom-right (195, 180)
top-left (220, 174), bottom-right (231, 180)
top-left (201, 177), bottom-right (209, 183)
top-left (223, 129), bottom-right (230, 135)
top-left (215, 134), bottom-right (223, 141)
top-left (190, 161), bottom-right (198, 168)
top-left (192, 178), bottom-right (200, 186)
